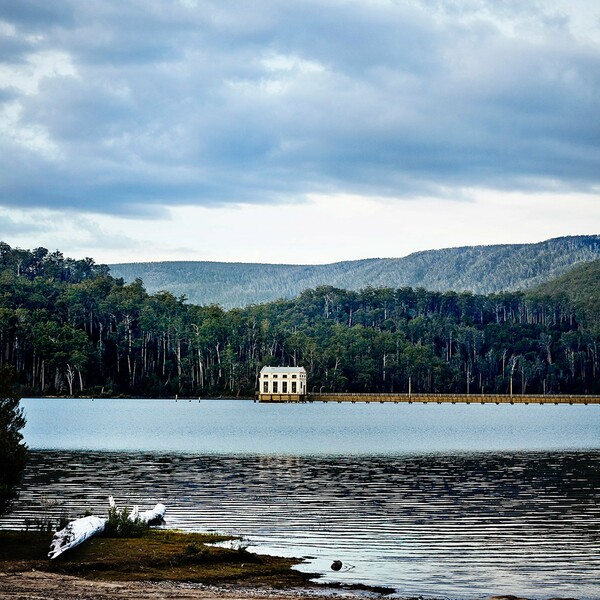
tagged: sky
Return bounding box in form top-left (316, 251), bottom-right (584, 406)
top-left (0, 0), bottom-right (599, 265)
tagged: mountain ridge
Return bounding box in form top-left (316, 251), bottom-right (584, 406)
top-left (109, 235), bottom-right (600, 308)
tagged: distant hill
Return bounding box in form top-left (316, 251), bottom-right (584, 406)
top-left (529, 258), bottom-right (600, 326)
top-left (109, 235), bottom-right (600, 308)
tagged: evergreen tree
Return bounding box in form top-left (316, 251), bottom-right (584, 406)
top-left (0, 243), bottom-right (598, 398)
top-left (0, 366), bottom-right (28, 516)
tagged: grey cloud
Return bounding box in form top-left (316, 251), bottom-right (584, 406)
top-left (0, 34), bottom-right (35, 64)
top-left (0, 213), bottom-right (45, 235)
top-left (0, 0), bottom-right (599, 216)
top-left (0, 87), bottom-right (17, 103)
top-left (0, 0), bottom-right (74, 28)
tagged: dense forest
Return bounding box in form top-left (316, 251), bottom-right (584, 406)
top-left (110, 235), bottom-right (600, 307)
top-left (1, 242), bottom-right (599, 398)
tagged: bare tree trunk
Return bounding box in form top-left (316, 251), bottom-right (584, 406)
top-left (66, 364), bottom-right (75, 396)
top-left (198, 350), bottom-right (204, 388)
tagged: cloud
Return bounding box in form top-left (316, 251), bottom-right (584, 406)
top-left (4, 190), bottom-right (598, 265)
top-left (0, 0), bottom-right (599, 216)
top-left (0, 206), bottom-right (146, 256)
top-left (0, 1), bottom-right (74, 30)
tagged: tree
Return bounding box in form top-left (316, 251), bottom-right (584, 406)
top-left (0, 366), bottom-right (28, 516)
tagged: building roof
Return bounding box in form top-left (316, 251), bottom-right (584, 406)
top-left (260, 366), bottom-right (306, 374)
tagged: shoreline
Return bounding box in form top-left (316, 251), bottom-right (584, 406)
top-left (0, 571), bottom-right (386, 600)
top-left (0, 531), bottom-right (581, 600)
top-left (0, 571), bottom-right (579, 600)
top-left (22, 395), bottom-right (256, 400)
top-left (0, 530), bottom-right (393, 600)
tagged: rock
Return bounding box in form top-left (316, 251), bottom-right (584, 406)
top-left (331, 560), bottom-right (342, 571)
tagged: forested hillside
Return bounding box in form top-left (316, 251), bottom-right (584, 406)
top-left (110, 235), bottom-right (600, 307)
top-left (1, 243), bottom-right (599, 398)
top-left (531, 259), bottom-right (600, 327)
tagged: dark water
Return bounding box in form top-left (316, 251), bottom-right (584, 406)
top-left (4, 399), bottom-right (600, 599)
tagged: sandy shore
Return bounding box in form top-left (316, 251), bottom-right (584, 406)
top-left (0, 570), bottom-right (392, 600)
top-left (0, 571), bottom-right (579, 600)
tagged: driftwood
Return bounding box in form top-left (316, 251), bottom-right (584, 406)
top-left (110, 496), bottom-right (166, 525)
top-left (138, 503), bottom-right (166, 525)
top-left (48, 515), bottom-right (107, 559)
top-left (48, 497), bottom-right (166, 559)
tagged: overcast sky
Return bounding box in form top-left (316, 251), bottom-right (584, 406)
top-left (1, 0), bottom-right (599, 264)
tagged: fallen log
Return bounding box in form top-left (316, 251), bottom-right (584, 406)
top-left (138, 503), bottom-right (166, 525)
top-left (48, 498), bottom-right (167, 559)
top-left (48, 515), bottom-right (107, 559)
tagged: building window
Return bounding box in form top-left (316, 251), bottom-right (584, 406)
top-left (292, 374), bottom-right (297, 379)
top-left (292, 381), bottom-right (297, 393)
top-left (282, 382), bottom-right (288, 393)
top-left (263, 382), bottom-right (268, 393)
top-left (273, 374), bottom-right (278, 378)
top-left (282, 374), bottom-right (287, 378)
top-left (273, 381), bottom-right (278, 393)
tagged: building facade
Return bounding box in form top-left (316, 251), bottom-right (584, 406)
top-left (258, 366), bottom-right (307, 402)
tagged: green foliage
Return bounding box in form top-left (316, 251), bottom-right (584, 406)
top-left (103, 506), bottom-right (148, 538)
top-left (0, 366), bottom-right (28, 516)
top-left (1, 242), bottom-right (600, 398)
top-left (529, 259), bottom-right (600, 329)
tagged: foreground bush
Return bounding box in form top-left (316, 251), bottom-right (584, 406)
top-left (103, 506), bottom-right (148, 538)
top-left (0, 366), bottom-right (28, 516)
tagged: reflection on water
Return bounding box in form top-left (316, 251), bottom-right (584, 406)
top-left (3, 450), bottom-right (599, 599)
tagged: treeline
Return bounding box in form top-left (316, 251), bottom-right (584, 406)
top-left (1, 243), bottom-right (599, 397)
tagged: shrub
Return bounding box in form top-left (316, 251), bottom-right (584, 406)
top-left (103, 506), bottom-right (148, 538)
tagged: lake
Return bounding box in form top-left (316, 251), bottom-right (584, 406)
top-left (3, 398), bottom-right (600, 599)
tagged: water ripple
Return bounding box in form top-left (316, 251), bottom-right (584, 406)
top-left (1, 450), bottom-right (599, 599)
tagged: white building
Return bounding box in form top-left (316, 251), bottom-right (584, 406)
top-left (258, 366), bottom-right (307, 401)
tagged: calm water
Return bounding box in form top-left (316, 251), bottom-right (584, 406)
top-left (4, 398), bottom-right (600, 599)
top-left (19, 397), bottom-right (600, 454)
